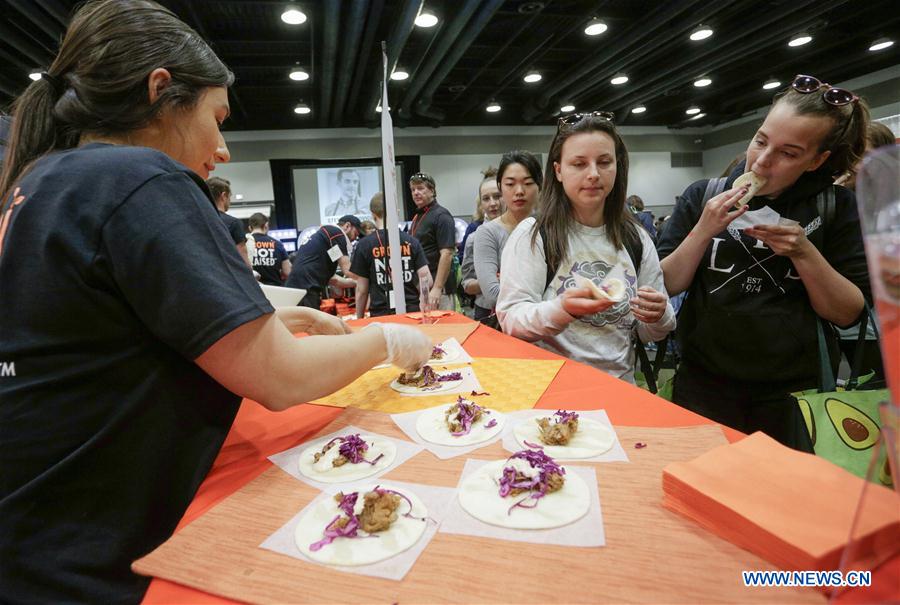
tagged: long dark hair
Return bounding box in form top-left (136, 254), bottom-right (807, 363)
top-left (531, 116), bottom-right (636, 272)
top-left (772, 85), bottom-right (870, 176)
top-left (0, 0), bottom-right (233, 208)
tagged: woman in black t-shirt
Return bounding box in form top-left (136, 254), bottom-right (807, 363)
top-left (657, 76), bottom-right (871, 449)
top-left (0, 2), bottom-right (430, 603)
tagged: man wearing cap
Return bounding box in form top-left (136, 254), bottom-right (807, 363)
top-left (286, 215), bottom-right (360, 309)
top-left (408, 172), bottom-right (456, 310)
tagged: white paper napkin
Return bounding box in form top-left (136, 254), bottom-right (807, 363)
top-left (268, 425), bottom-right (423, 491)
top-left (729, 205), bottom-right (781, 230)
top-left (501, 409), bottom-right (629, 462)
top-left (390, 404), bottom-right (511, 460)
top-left (439, 460), bottom-right (605, 547)
top-left (260, 479), bottom-right (454, 581)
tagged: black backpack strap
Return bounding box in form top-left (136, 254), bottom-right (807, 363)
top-left (622, 222), bottom-right (643, 277)
top-left (702, 177), bottom-right (729, 205)
top-left (540, 224), bottom-right (558, 292)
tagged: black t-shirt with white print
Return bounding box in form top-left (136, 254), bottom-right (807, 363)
top-left (250, 232), bottom-right (289, 285)
top-left (657, 161), bottom-right (869, 384)
top-left (0, 144), bottom-right (273, 603)
top-left (350, 229), bottom-right (428, 316)
top-left (285, 224), bottom-right (348, 292)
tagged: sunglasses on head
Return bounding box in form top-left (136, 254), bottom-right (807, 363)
top-left (557, 110), bottom-right (615, 131)
top-left (791, 75), bottom-right (859, 106)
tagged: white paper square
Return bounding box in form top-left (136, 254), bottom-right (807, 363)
top-left (390, 403), bottom-right (512, 460)
top-left (729, 205), bottom-right (782, 230)
top-left (439, 460), bottom-right (605, 547)
top-left (501, 409), bottom-right (629, 462)
top-left (268, 425), bottom-right (423, 491)
top-left (392, 366), bottom-right (482, 397)
top-left (260, 479), bottom-right (454, 581)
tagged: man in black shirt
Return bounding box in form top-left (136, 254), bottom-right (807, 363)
top-left (350, 193), bottom-right (431, 317)
top-left (248, 212), bottom-right (291, 285)
top-left (408, 172), bottom-right (457, 310)
top-left (286, 215), bottom-right (360, 309)
top-left (207, 176), bottom-right (251, 268)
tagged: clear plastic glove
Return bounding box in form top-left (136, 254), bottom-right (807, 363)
top-left (369, 322), bottom-right (432, 372)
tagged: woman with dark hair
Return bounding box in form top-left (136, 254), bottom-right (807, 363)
top-left (0, 1), bottom-right (430, 602)
top-left (658, 76), bottom-right (872, 449)
top-left (496, 116), bottom-right (674, 379)
top-left (471, 150), bottom-right (543, 325)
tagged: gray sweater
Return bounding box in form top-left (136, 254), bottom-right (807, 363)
top-left (472, 218), bottom-right (511, 310)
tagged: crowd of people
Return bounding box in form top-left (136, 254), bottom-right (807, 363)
top-left (0, 0), bottom-right (893, 602)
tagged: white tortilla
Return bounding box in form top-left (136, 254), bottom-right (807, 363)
top-left (298, 434), bottom-right (396, 483)
top-left (428, 345), bottom-right (459, 364)
top-left (458, 459), bottom-right (590, 529)
top-left (415, 403), bottom-right (505, 446)
top-left (573, 273), bottom-right (626, 302)
top-left (390, 372), bottom-right (464, 395)
top-left (295, 484), bottom-right (428, 566)
top-left (513, 417), bottom-right (616, 459)
top-left (732, 171), bottom-right (767, 209)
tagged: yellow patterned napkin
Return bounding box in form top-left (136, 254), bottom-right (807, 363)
top-left (312, 358), bottom-right (564, 414)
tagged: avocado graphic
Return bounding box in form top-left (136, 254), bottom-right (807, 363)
top-left (825, 398), bottom-right (880, 450)
top-left (796, 398), bottom-right (816, 445)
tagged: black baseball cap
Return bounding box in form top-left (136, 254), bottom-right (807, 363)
top-left (338, 214), bottom-right (362, 229)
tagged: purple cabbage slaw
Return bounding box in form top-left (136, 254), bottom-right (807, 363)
top-left (448, 396), bottom-right (492, 436)
top-left (322, 434), bottom-right (385, 466)
top-left (308, 486), bottom-right (425, 551)
top-left (553, 410), bottom-right (579, 424)
top-left (431, 344), bottom-right (446, 358)
top-left (497, 448), bottom-right (566, 515)
top-left (405, 365), bottom-right (462, 387)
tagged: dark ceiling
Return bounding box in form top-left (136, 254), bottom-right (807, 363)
top-left (0, 0), bottom-right (898, 132)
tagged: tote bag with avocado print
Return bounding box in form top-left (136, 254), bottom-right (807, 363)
top-left (794, 309), bottom-right (892, 486)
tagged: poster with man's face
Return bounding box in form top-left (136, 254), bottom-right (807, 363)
top-left (317, 166), bottom-right (379, 225)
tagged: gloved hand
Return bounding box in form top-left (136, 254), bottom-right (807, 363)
top-left (368, 322), bottom-right (431, 372)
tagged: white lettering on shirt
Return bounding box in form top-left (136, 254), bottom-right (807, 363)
top-left (0, 361), bottom-right (15, 377)
top-left (708, 237), bottom-right (735, 274)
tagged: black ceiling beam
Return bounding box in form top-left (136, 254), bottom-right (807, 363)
top-left (7, 0), bottom-right (65, 48)
top-left (0, 72), bottom-right (24, 99)
top-left (520, 0), bottom-right (708, 122)
top-left (393, 0), bottom-right (483, 123)
top-left (177, 0), bottom-right (248, 121)
top-left (331, 0), bottom-right (369, 127)
top-left (413, 0), bottom-right (505, 123)
top-left (345, 0), bottom-right (384, 117)
top-left (317, 0), bottom-right (340, 126)
top-left (33, 0), bottom-right (71, 28)
top-left (359, 0), bottom-right (424, 125)
top-left (0, 22), bottom-right (54, 68)
top-left (600, 0), bottom-right (849, 124)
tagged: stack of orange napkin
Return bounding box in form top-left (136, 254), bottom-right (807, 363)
top-left (663, 432), bottom-right (900, 572)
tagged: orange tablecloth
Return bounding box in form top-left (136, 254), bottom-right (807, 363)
top-left (142, 313), bottom-right (898, 604)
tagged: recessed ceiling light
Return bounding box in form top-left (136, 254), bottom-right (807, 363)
top-left (869, 37), bottom-right (894, 51)
top-left (610, 73), bottom-right (629, 85)
top-left (415, 9), bottom-right (438, 28)
top-left (289, 68), bottom-right (309, 81)
top-left (486, 100), bottom-right (501, 113)
top-left (788, 33), bottom-right (812, 47)
top-left (375, 104), bottom-right (391, 113)
top-left (235, 194), bottom-right (244, 200)
top-left (762, 78), bottom-right (781, 90)
top-left (685, 106), bottom-right (701, 115)
top-left (693, 76), bottom-right (712, 87)
top-left (631, 105), bottom-right (647, 114)
top-left (690, 25), bottom-right (713, 41)
top-left (523, 71), bottom-right (542, 83)
top-left (281, 8), bottom-right (307, 25)
top-left (390, 69), bottom-right (409, 81)
top-left (584, 19), bottom-right (607, 36)
top-left (294, 103), bottom-right (311, 115)
top-left (690, 112), bottom-right (707, 121)
top-left (28, 71), bottom-right (42, 81)
top-left (560, 104), bottom-right (575, 112)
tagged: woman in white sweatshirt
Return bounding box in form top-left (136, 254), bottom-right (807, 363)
top-left (496, 112), bottom-right (675, 382)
